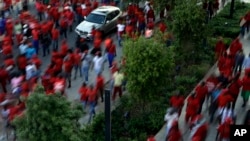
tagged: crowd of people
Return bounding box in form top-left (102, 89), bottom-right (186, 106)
top-left (163, 29), bottom-right (250, 141)
top-left (0, 0), bottom-right (172, 140)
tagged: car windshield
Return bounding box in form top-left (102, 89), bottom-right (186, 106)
top-left (85, 13), bottom-right (106, 24)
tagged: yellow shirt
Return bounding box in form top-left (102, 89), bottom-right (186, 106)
top-left (113, 72), bottom-right (124, 86)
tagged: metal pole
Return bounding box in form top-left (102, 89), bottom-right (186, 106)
top-left (104, 89), bottom-right (111, 141)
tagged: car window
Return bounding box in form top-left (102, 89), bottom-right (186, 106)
top-left (85, 13), bottom-right (106, 24)
top-left (113, 10), bottom-right (120, 17)
top-left (106, 13), bottom-right (113, 21)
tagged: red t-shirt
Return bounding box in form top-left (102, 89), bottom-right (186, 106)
top-left (242, 76), bottom-right (250, 91)
top-left (195, 85), bottom-right (208, 101)
top-left (170, 96), bottom-right (184, 109)
top-left (17, 56), bottom-right (27, 70)
top-left (87, 88), bottom-right (97, 102)
top-left (60, 43), bottom-right (68, 57)
top-left (32, 29), bottom-right (40, 40)
top-left (107, 44), bottom-right (116, 54)
top-left (217, 92), bottom-right (234, 108)
top-left (186, 97), bottom-right (200, 115)
top-left (64, 60), bottom-right (73, 73)
top-left (96, 75), bottom-right (104, 89)
top-left (79, 86), bottom-right (88, 101)
top-left (0, 69), bottom-right (9, 83)
top-left (218, 124), bottom-right (230, 139)
top-left (4, 58), bottom-right (15, 66)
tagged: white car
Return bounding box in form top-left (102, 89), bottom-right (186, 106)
top-left (75, 6), bottom-right (122, 40)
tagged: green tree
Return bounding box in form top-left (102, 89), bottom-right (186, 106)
top-left (171, 0), bottom-right (207, 46)
top-left (123, 32), bottom-right (174, 106)
top-left (13, 86), bottom-right (84, 141)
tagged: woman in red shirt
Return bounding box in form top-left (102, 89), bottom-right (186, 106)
top-left (78, 82), bottom-right (88, 109)
top-left (87, 84), bottom-right (97, 123)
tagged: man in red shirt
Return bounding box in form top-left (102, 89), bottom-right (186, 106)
top-left (51, 26), bottom-right (60, 50)
top-left (169, 92), bottom-right (184, 116)
top-left (63, 49), bottom-right (74, 88)
top-left (32, 28), bottom-right (40, 54)
top-left (60, 40), bottom-right (69, 57)
top-left (73, 48), bottom-right (82, 79)
top-left (60, 16), bottom-right (68, 38)
top-left (0, 65), bottom-right (9, 93)
top-left (105, 38), bottom-right (116, 68)
top-left (195, 81), bottom-right (208, 114)
top-left (215, 37), bottom-right (226, 59)
top-left (229, 38), bottom-right (242, 57)
top-left (185, 93), bottom-right (200, 123)
top-left (96, 73), bottom-right (104, 102)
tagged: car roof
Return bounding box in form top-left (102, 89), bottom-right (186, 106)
top-left (91, 6), bottom-right (120, 15)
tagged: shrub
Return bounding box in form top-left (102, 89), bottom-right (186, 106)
top-left (208, 1), bottom-right (250, 38)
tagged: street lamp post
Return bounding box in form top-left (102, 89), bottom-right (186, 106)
top-left (104, 89), bottom-right (111, 141)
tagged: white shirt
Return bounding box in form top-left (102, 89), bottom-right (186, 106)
top-left (93, 56), bottom-right (104, 71)
top-left (25, 64), bottom-right (37, 80)
top-left (117, 24), bottom-right (125, 32)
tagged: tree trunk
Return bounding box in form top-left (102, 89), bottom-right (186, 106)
top-left (230, 0), bottom-right (235, 18)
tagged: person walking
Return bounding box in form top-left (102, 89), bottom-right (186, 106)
top-left (164, 107), bottom-right (179, 139)
top-left (87, 84), bottom-right (97, 123)
top-left (51, 26), bottom-right (59, 50)
top-left (40, 32), bottom-right (51, 57)
top-left (63, 49), bottom-right (74, 88)
top-left (166, 120), bottom-right (182, 141)
top-left (92, 52), bottom-right (104, 76)
top-left (195, 81), bottom-right (208, 114)
top-left (233, 49), bottom-right (245, 74)
top-left (59, 16), bottom-right (68, 38)
top-left (169, 92), bottom-right (185, 116)
top-left (228, 73), bottom-right (242, 109)
top-left (185, 93), bottom-right (200, 124)
top-left (96, 73), bottom-right (104, 102)
top-left (243, 53), bottom-right (250, 70)
top-left (189, 115), bottom-right (208, 141)
top-left (105, 39), bottom-right (116, 68)
top-left (0, 65), bottom-right (9, 93)
top-left (112, 68), bottom-right (124, 101)
top-left (73, 48), bottom-right (82, 79)
top-left (216, 117), bottom-right (233, 141)
top-left (78, 82), bottom-right (88, 109)
top-left (81, 50), bottom-right (92, 83)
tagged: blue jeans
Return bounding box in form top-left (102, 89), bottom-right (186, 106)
top-left (81, 101), bottom-right (87, 109)
top-left (74, 65), bottom-right (82, 78)
top-left (32, 40), bottom-right (39, 54)
top-left (108, 53), bottom-right (115, 68)
top-left (82, 65), bottom-right (89, 82)
top-left (88, 101), bottom-right (96, 123)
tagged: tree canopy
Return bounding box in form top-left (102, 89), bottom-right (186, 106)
top-left (13, 86), bottom-right (84, 141)
top-left (171, 0), bottom-right (207, 46)
top-left (123, 32), bottom-right (174, 102)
